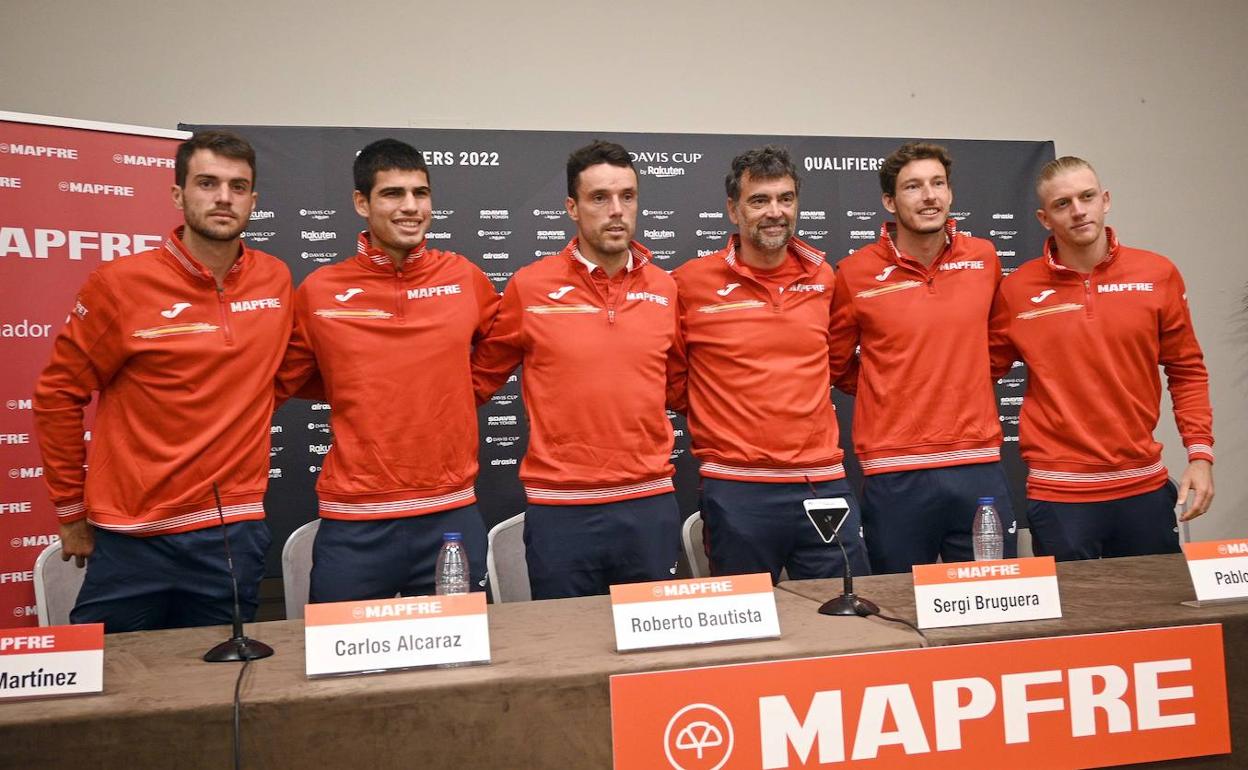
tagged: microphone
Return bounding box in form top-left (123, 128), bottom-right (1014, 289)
top-left (203, 482), bottom-right (274, 662)
top-left (802, 490), bottom-right (879, 617)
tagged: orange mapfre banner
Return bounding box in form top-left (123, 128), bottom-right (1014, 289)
top-left (610, 624), bottom-right (1229, 770)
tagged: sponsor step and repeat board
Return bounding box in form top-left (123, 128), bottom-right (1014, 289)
top-left (1, 111), bottom-right (1051, 625)
top-left (0, 113), bottom-right (187, 627)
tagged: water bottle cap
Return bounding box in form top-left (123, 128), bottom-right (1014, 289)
top-left (977, 497), bottom-right (995, 505)
top-left (443, 532), bottom-right (463, 542)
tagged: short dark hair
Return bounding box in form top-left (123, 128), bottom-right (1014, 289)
top-left (879, 141), bottom-right (952, 197)
top-left (566, 140), bottom-right (636, 199)
top-left (175, 130), bottom-right (256, 188)
top-left (353, 138), bottom-right (430, 196)
top-left (725, 145), bottom-right (801, 201)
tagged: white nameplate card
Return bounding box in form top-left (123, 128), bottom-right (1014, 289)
top-left (609, 573), bottom-right (780, 652)
top-left (1183, 539), bottom-right (1248, 604)
top-left (304, 593), bottom-right (490, 677)
top-left (0, 623), bottom-right (103, 700)
top-left (913, 556), bottom-right (1062, 629)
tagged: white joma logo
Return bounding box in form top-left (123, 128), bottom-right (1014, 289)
top-left (1030, 289), bottom-right (1056, 304)
top-left (875, 265), bottom-right (897, 281)
top-left (160, 302), bottom-right (191, 318)
top-left (548, 285), bottom-right (574, 300)
top-left (334, 288), bottom-right (363, 302)
top-left (716, 283), bottom-right (740, 297)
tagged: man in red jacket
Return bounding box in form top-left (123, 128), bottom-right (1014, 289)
top-left (829, 142), bottom-right (1017, 573)
top-left (671, 145), bottom-right (869, 581)
top-left (34, 130), bottom-right (291, 631)
top-left (989, 156), bottom-right (1213, 559)
top-left (277, 139), bottom-right (497, 602)
top-left (472, 141), bottom-right (681, 599)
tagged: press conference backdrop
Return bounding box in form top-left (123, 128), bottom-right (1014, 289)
top-left (186, 125), bottom-right (1054, 576)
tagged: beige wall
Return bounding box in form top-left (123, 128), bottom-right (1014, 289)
top-left (4, 0), bottom-right (1245, 536)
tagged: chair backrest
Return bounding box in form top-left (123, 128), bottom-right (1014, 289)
top-left (281, 519), bottom-right (320, 620)
top-left (682, 512), bottom-right (709, 579)
top-left (486, 512), bottom-right (530, 603)
top-left (34, 542), bottom-right (85, 626)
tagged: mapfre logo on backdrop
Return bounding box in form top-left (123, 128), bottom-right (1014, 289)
top-left (610, 624), bottom-right (1229, 769)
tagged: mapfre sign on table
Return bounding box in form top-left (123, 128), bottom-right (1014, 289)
top-left (610, 624), bottom-right (1229, 769)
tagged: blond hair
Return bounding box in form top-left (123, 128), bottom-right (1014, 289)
top-left (1035, 156), bottom-right (1099, 200)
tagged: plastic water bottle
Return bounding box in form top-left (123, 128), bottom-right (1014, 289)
top-left (435, 532), bottom-right (469, 595)
top-left (972, 497), bottom-right (1004, 561)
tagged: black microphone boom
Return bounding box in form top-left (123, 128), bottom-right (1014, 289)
top-left (203, 482), bottom-right (274, 663)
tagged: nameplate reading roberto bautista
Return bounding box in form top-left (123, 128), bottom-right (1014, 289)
top-left (610, 573), bottom-right (781, 652)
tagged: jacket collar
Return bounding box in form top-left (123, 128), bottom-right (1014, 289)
top-left (879, 219), bottom-right (957, 267)
top-left (162, 227), bottom-right (245, 285)
top-left (562, 237), bottom-right (652, 274)
top-left (1044, 226), bottom-right (1120, 274)
top-left (354, 230), bottom-right (427, 272)
top-left (723, 234), bottom-right (825, 274)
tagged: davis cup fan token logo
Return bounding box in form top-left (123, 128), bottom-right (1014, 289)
top-left (664, 703), bottom-right (734, 770)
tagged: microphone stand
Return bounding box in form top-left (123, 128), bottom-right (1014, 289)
top-left (204, 483), bottom-right (274, 662)
top-left (818, 529), bottom-right (880, 617)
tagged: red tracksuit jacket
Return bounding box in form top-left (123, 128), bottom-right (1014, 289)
top-left (33, 228), bottom-right (292, 535)
top-left (988, 228), bottom-right (1213, 501)
top-left (671, 235), bottom-right (847, 482)
top-left (277, 232), bottom-right (500, 520)
top-left (471, 239), bottom-right (678, 505)
top-left (829, 221), bottom-right (1004, 475)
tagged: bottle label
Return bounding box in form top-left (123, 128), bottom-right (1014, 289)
top-left (303, 592), bottom-right (490, 677)
top-left (912, 556), bottom-right (1062, 629)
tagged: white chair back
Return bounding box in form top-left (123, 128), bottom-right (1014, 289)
top-left (281, 520), bottom-right (320, 620)
top-left (486, 513), bottom-right (530, 603)
top-left (34, 542), bottom-right (85, 626)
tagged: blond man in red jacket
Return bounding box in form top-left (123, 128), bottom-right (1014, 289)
top-left (989, 156), bottom-right (1213, 559)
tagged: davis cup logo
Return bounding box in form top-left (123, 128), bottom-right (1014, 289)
top-left (664, 703), bottom-right (734, 770)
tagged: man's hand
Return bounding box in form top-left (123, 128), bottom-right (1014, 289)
top-left (58, 519), bottom-right (94, 568)
top-left (1177, 459), bottom-right (1214, 521)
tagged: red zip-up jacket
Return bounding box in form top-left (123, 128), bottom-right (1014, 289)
top-left (277, 232), bottom-right (500, 520)
top-left (471, 239), bottom-right (678, 505)
top-left (671, 235), bottom-right (846, 482)
top-left (988, 228), bottom-right (1213, 502)
top-left (828, 220), bottom-right (1003, 474)
top-left (33, 228), bottom-right (292, 535)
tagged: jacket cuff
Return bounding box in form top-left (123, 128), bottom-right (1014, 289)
top-left (55, 500), bottom-right (87, 523)
top-left (1186, 443), bottom-right (1215, 464)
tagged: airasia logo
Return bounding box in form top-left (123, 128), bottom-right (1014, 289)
top-left (664, 703), bottom-right (734, 770)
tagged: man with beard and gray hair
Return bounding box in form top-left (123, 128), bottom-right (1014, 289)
top-left (669, 145), bottom-right (869, 582)
top-left (34, 130), bottom-right (291, 631)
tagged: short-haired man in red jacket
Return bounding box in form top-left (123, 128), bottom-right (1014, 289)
top-left (472, 141), bottom-right (681, 599)
top-left (277, 139), bottom-right (498, 602)
top-left (35, 130), bottom-right (291, 631)
top-left (989, 156), bottom-right (1214, 559)
top-left (830, 142), bottom-right (1017, 573)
